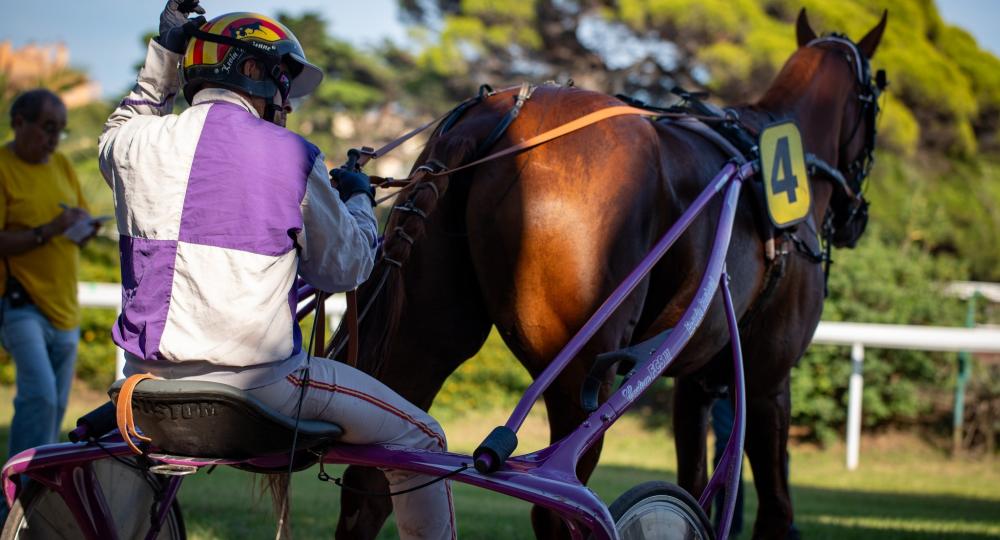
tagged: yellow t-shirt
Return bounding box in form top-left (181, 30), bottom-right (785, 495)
top-left (0, 145), bottom-right (88, 329)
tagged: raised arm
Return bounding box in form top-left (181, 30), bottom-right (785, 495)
top-left (98, 1), bottom-right (204, 186)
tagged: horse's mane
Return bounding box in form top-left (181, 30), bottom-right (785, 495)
top-left (355, 133), bottom-right (478, 375)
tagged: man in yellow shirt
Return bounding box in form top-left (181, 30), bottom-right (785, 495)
top-left (0, 89), bottom-right (97, 460)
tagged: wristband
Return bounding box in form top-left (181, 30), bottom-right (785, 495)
top-left (32, 226), bottom-right (46, 246)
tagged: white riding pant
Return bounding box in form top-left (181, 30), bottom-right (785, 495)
top-left (248, 356), bottom-right (455, 540)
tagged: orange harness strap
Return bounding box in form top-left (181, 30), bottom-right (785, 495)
top-left (115, 373), bottom-right (157, 455)
top-left (370, 105), bottom-right (663, 189)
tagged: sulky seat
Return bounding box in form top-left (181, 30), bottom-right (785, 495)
top-left (109, 378), bottom-right (342, 459)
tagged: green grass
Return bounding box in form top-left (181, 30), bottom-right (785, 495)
top-left (0, 386), bottom-right (997, 539)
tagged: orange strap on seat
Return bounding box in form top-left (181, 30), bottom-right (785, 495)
top-left (115, 373), bottom-right (157, 455)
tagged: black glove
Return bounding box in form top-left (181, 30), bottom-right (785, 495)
top-left (156, 0), bottom-right (206, 54)
top-left (330, 168), bottom-right (376, 206)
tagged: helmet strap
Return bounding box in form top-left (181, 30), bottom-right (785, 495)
top-left (263, 101), bottom-right (284, 123)
top-left (262, 65), bottom-right (291, 124)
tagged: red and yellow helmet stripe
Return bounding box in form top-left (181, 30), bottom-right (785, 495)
top-left (184, 12), bottom-right (289, 68)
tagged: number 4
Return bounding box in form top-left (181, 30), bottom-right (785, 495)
top-left (770, 136), bottom-right (798, 204)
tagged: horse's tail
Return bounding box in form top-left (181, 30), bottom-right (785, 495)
top-left (254, 472), bottom-right (291, 539)
top-left (357, 134), bottom-right (478, 376)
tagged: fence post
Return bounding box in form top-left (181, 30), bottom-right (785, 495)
top-left (846, 342), bottom-right (864, 470)
top-left (952, 291), bottom-right (980, 456)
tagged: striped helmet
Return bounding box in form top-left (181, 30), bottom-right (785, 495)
top-left (181, 12), bottom-right (323, 104)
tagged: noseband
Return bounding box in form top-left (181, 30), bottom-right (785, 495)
top-left (806, 35), bottom-right (887, 248)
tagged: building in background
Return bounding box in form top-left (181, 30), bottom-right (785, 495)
top-left (0, 42), bottom-right (100, 108)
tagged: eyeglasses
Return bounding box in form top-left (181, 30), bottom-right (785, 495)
top-left (33, 122), bottom-right (69, 141)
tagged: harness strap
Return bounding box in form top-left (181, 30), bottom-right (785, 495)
top-left (352, 88), bottom-right (504, 171)
top-left (805, 154), bottom-right (856, 200)
top-left (477, 82), bottom-right (535, 155)
top-left (312, 291), bottom-right (327, 358)
top-left (346, 290), bottom-right (359, 367)
top-left (370, 105), bottom-right (663, 187)
top-left (115, 372), bottom-right (158, 455)
top-left (666, 117), bottom-right (747, 163)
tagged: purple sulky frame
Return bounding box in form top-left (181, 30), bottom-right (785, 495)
top-left (2, 160), bottom-right (756, 540)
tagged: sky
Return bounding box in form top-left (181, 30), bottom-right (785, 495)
top-left (0, 1), bottom-right (997, 99)
top-left (1, 0), bottom-right (408, 97)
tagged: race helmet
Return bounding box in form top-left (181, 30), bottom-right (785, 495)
top-left (181, 12), bottom-right (323, 105)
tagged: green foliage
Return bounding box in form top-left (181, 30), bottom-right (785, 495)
top-left (791, 227), bottom-right (967, 443)
top-left (80, 237), bottom-right (121, 284)
top-left (866, 153), bottom-right (1000, 280)
top-left (698, 42), bottom-right (754, 95)
top-left (75, 309), bottom-right (119, 389)
top-left (64, 102), bottom-right (117, 219)
top-left (313, 79), bottom-right (385, 111)
top-left (432, 329), bottom-right (532, 416)
top-left (877, 94), bottom-right (920, 156)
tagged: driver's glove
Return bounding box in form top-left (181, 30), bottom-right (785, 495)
top-left (330, 168), bottom-right (376, 206)
top-left (156, 0), bottom-right (206, 54)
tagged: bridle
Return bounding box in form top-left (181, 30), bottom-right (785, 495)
top-left (806, 34), bottom-right (887, 249)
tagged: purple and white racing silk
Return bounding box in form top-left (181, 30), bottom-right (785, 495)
top-left (99, 40), bottom-right (377, 389)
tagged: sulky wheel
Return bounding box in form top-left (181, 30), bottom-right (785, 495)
top-left (608, 481), bottom-right (714, 540)
top-left (1, 457), bottom-right (185, 540)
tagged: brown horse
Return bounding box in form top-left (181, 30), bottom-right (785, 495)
top-left (333, 9), bottom-right (886, 539)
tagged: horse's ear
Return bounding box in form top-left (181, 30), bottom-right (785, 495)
top-left (857, 10), bottom-right (888, 58)
top-left (796, 8), bottom-right (817, 47)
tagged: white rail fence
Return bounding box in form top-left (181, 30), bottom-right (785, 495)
top-left (79, 282), bottom-right (1000, 470)
top-left (810, 322), bottom-right (1000, 469)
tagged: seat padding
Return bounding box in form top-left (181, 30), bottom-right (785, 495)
top-left (109, 378), bottom-right (342, 459)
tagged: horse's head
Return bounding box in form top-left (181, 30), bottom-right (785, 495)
top-left (761, 8), bottom-right (888, 247)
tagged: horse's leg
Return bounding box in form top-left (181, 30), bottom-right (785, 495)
top-left (740, 264), bottom-right (822, 539)
top-left (743, 375), bottom-right (793, 540)
top-left (673, 372), bottom-right (715, 500)
top-left (336, 210), bottom-right (492, 539)
top-left (528, 356), bottom-right (620, 537)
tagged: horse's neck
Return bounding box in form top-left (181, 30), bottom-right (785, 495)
top-left (733, 101), bottom-right (843, 164)
top-left (732, 93), bottom-right (846, 223)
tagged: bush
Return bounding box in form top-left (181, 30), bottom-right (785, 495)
top-left (433, 329), bottom-right (531, 416)
top-left (75, 309), bottom-right (119, 390)
top-left (791, 227), bottom-right (968, 443)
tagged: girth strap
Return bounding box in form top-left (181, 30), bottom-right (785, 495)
top-left (115, 372), bottom-right (158, 455)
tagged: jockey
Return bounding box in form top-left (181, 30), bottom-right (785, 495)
top-left (98, 2), bottom-right (454, 538)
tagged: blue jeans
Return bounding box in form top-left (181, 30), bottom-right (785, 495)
top-left (0, 301), bottom-right (78, 459)
top-left (712, 398), bottom-right (745, 538)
